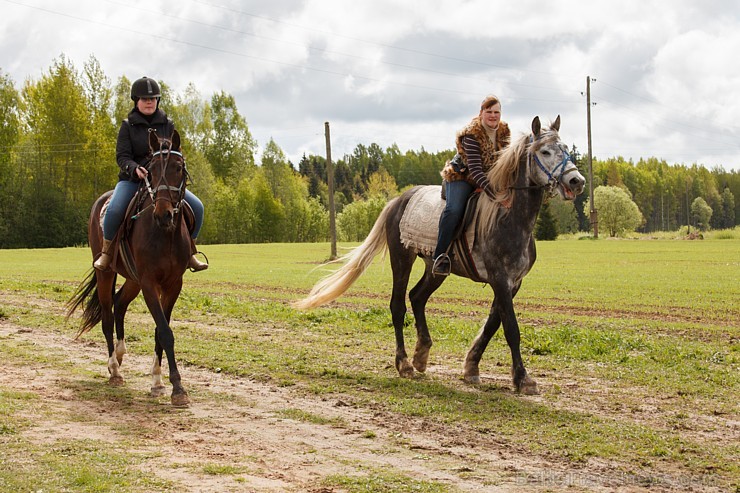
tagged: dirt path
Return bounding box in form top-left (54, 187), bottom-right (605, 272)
top-left (0, 292), bottom-right (733, 492)
top-left (0, 319), bottom-right (563, 492)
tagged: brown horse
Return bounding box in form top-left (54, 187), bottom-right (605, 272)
top-left (67, 130), bottom-right (192, 406)
top-left (295, 116), bottom-right (585, 394)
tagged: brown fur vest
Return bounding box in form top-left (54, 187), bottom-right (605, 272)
top-left (440, 118), bottom-right (510, 183)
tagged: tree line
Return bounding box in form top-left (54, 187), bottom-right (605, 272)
top-left (0, 55), bottom-right (737, 248)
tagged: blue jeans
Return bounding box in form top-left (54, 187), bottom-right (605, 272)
top-left (103, 181), bottom-right (204, 241)
top-left (434, 180), bottom-right (474, 258)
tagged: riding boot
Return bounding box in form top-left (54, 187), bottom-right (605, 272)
top-left (188, 238), bottom-right (208, 272)
top-left (432, 211), bottom-right (456, 277)
top-left (93, 239), bottom-right (113, 271)
top-left (188, 255), bottom-right (208, 272)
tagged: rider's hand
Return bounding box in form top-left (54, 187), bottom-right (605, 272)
top-left (135, 166), bottom-right (148, 180)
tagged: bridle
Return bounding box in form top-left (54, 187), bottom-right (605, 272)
top-left (144, 141), bottom-right (187, 213)
top-left (512, 133), bottom-right (579, 194)
top-left (132, 137), bottom-right (188, 220)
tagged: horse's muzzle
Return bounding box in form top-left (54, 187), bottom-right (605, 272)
top-left (559, 169), bottom-right (586, 200)
top-left (154, 209), bottom-right (176, 231)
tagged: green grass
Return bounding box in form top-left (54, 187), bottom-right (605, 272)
top-left (0, 237), bottom-right (738, 490)
top-left (0, 378), bottom-right (173, 493)
top-left (323, 470), bottom-right (452, 493)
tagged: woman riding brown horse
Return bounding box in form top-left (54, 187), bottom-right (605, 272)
top-left (67, 130), bottom-right (192, 406)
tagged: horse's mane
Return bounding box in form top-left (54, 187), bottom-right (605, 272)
top-left (475, 122), bottom-right (561, 237)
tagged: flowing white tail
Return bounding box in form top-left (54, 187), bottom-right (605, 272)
top-left (292, 198), bottom-right (398, 309)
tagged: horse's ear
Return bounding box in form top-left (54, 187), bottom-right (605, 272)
top-left (148, 129), bottom-right (159, 152)
top-left (551, 115), bottom-right (561, 132)
top-left (532, 116), bottom-right (541, 137)
top-left (171, 129), bottom-right (180, 150)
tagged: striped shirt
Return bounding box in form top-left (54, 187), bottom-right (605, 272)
top-left (461, 135), bottom-right (496, 200)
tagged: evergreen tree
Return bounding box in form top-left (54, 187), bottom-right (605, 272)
top-left (535, 201), bottom-right (559, 240)
top-left (718, 187), bottom-right (736, 229)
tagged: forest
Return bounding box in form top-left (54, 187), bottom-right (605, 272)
top-left (0, 55), bottom-right (738, 248)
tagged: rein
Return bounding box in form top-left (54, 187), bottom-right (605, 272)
top-left (132, 145), bottom-right (187, 220)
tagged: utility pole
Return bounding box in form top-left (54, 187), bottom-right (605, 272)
top-left (324, 122), bottom-right (337, 260)
top-left (686, 180), bottom-right (691, 235)
top-left (586, 76), bottom-right (598, 238)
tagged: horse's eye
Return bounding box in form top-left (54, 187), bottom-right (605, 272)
top-left (542, 150), bottom-right (551, 156)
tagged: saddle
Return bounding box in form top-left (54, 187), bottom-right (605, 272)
top-left (101, 186), bottom-right (195, 280)
top-left (399, 186), bottom-right (488, 282)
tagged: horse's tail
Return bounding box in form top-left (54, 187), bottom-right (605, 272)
top-left (65, 269), bottom-right (104, 339)
top-left (293, 197), bottom-right (398, 310)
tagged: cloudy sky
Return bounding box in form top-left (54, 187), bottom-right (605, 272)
top-left (2, 0), bottom-right (740, 171)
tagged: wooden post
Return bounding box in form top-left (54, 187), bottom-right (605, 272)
top-left (325, 122), bottom-right (337, 260)
top-left (586, 76), bottom-right (598, 238)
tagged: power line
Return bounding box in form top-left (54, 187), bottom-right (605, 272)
top-left (4, 0), bottom-right (584, 104)
top-left (101, 0), bottom-right (568, 93)
top-left (185, 0), bottom-right (569, 77)
top-left (3, 0), bottom-right (565, 101)
top-left (2, 0), bottom-right (738, 167)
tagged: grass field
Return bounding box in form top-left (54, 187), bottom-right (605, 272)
top-left (0, 233), bottom-right (738, 492)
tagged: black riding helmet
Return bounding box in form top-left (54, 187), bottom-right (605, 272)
top-left (130, 76), bottom-right (161, 101)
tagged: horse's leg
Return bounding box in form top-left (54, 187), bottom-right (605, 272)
top-left (141, 281), bottom-right (189, 407)
top-left (389, 248), bottom-right (416, 378)
top-left (112, 280), bottom-right (140, 367)
top-left (408, 270), bottom-right (446, 373)
top-left (150, 338), bottom-right (166, 397)
top-left (464, 297), bottom-right (502, 384)
top-left (96, 272), bottom-right (123, 386)
top-left (151, 285), bottom-right (178, 398)
top-left (497, 290), bottom-right (538, 395)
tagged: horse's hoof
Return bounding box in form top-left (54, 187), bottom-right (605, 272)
top-left (464, 375), bottom-right (481, 385)
top-left (108, 376), bottom-right (125, 386)
top-left (397, 359), bottom-right (415, 378)
top-left (171, 392), bottom-right (190, 407)
top-left (412, 355), bottom-right (428, 373)
top-left (150, 385), bottom-right (167, 397)
top-left (518, 377), bottom-right (540, 395)
top-left (412, 343), bottom-right (431, 373)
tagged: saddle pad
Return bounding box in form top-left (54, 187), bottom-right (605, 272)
top-left (399, 186), bottom-right (445, 255)
top-left (399, 186), bottom-right (476, 258)
top-left (99, 196), bottom-right (111, 234)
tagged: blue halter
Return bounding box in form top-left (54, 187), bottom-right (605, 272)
top-left (529, 135), bottom-right (573, 190)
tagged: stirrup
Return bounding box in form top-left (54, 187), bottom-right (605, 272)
top-left (432, 254), bottom-right (451, 276)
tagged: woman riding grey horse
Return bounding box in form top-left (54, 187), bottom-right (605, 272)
top-left (294, 116), bottom-right (586, 394)
top-left (433, 94), bottom-right (511, 275)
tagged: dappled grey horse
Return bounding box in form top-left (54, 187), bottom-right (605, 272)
top-left (294, 116), bottom-right (585, 394)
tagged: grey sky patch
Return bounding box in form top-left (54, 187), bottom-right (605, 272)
top-left (0, 0), bottom-right (738, 169)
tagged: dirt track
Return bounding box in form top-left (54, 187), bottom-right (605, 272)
top-left (0, 288), bottom-right (735, 492)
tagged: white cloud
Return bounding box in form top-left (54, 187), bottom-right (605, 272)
top-left (0, 0), bottom-right (738, 169)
